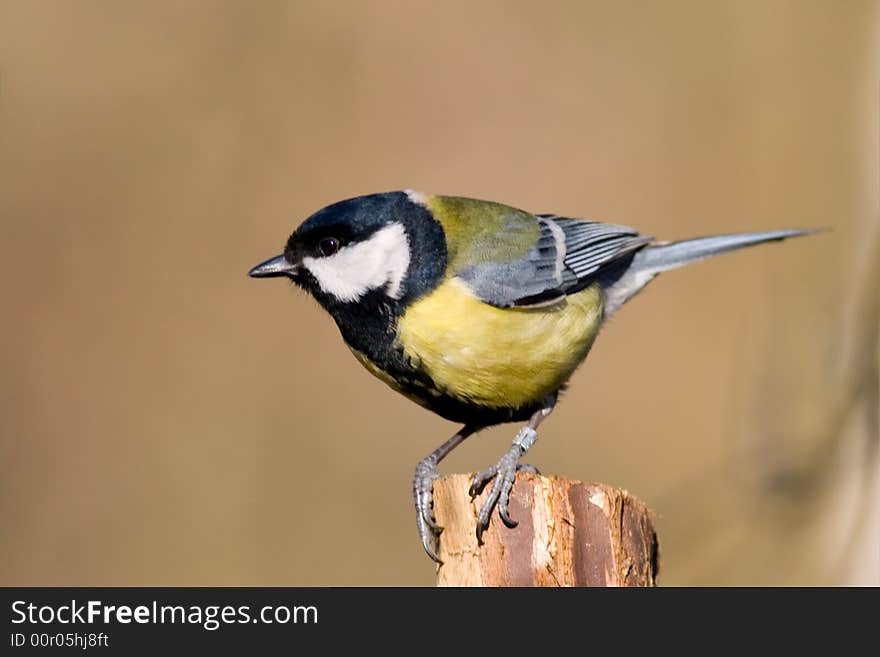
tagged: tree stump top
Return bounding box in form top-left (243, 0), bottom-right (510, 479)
top-left (433, 472), bottom-right (659, 587)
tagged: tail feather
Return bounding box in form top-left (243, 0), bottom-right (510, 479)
top-left (603, 228), bottom-right (816, 316)
top-left (633, 229), bottom-right (814, 274)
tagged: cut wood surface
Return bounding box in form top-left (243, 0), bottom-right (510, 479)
top-left (434, 472), bottom-right (659, 587)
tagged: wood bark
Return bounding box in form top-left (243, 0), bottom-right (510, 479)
top-left (434, 472), bottom-right (659, 586)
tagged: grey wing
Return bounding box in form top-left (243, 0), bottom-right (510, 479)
top-left (550, 215), bottom-right (653, 288)
top-left (459, 215), bottom-right (652, 308)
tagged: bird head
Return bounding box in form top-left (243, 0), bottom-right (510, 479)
top-left (248, 191), bottom-right (446, 313)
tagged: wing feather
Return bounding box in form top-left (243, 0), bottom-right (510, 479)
top-left (457, 212), bottom-right (651, 308)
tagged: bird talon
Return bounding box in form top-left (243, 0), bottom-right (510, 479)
top-left (414, 456), bottom-right (443, 563)
top-left (423, 508), bottom-right (441, 531)
top-left (417, 510), bottom-right (442, 563)
top-left (420, 529), bottom-right (442, 564)
top-left (498, 492), bottom-right (518, 528)
top-left (475, 499), bottom-right (494, 545)
top-left (468, 449), bottom-right (523, 542)
top-left (468, 468), bottom-right (494, 498)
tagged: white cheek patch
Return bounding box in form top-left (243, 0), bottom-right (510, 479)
top-left (302, 222), bottom-right (411, 303)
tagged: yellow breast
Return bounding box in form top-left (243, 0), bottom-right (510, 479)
top-left (395, 279), bottom-right (603, 409)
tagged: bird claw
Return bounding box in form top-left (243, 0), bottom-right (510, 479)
top-left (469, 462), bottom-right (538, 497)
top-left (413, 456), bottom-right (442, 563)
top-left (414, 418), bottom-right (545, 558)
top-left (469, 446), bottom-right (524, 544)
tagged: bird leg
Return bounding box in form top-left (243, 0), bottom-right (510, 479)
top-left (413, 424), bottom-right (481, 563)
top-left (469, 394), bottom-right (557, 544)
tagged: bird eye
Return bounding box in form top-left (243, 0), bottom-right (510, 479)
top-left (317, 237), bottom-right (340, 257)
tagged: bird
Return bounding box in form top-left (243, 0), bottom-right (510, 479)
top-left (248, 190), bottom-right (812, 562)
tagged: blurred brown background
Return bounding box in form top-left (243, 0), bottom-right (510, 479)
top-left (2, 0), bottom-right (878, 586)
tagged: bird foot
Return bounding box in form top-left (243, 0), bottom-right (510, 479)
top-left (468, 426), bottom-right (540, 544)
top-left (413, 455), bottom-right (442, 563)
top-left (467, 455), bottom-right (524, 544)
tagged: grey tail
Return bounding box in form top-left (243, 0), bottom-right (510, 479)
top-left (603, 229), bottom-right (817, 316)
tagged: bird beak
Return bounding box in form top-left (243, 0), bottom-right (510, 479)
top-left (248, 254), bottom-right (299, 279)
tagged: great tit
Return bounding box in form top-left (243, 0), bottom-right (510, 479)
top-left (248, 190), bottom-right (811, 561)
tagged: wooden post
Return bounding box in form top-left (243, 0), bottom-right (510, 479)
top-left (433, 472), bottom-right (659, 586)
